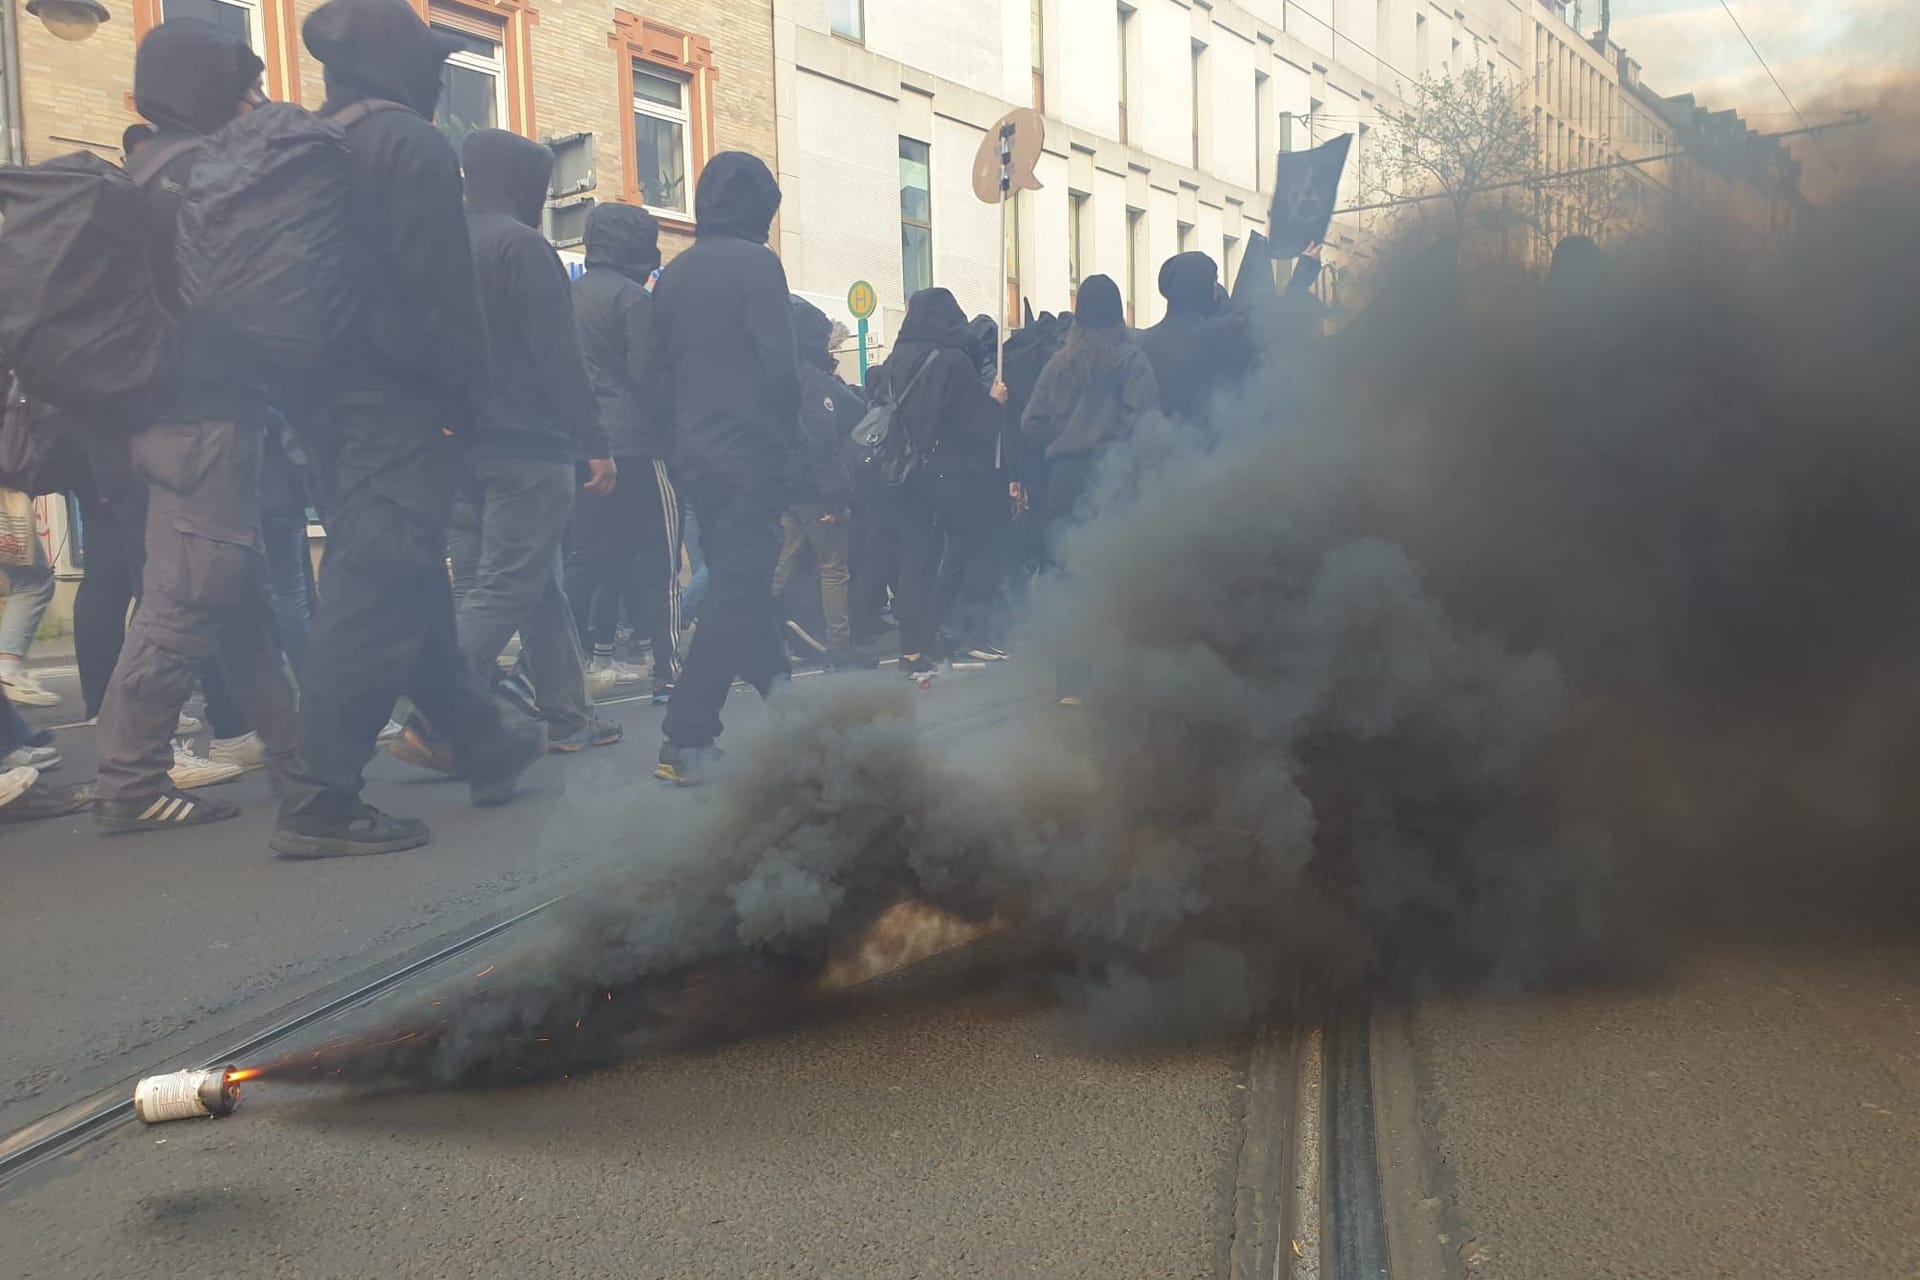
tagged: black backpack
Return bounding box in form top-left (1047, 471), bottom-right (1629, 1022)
top-left (0, 146), bottom-right (194, 417)
top-left (0, 376), bottom-right (85, 497)
top-left (174, 100), bottom-right (403, 385)
top-left (850, 351), bottom-right (938, 488)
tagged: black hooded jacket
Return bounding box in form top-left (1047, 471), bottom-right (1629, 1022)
top-left (460, 129), bottom-right (602, 462)
top-left (789, 295), bottom-right (862, 508)
top-left (1135, 251), bottom-right (1255, 425)
top-left (643, 152), bottom-right (801, 497)
top-left (878, 287), bottom-right (1003, 477)
top-left (304, 0), bottom-right (485, 430)
top-left (573, 203), bottom-right (663, 459)
top-left (131, 18), bottom-right (267, 416)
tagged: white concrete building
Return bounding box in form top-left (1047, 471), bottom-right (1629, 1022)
top-left (772, 0), bottom-right (1525, 364)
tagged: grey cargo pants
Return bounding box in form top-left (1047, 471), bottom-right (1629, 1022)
top-left (95, 418), bottom-right (299, 802)
top-left (447, 457), bottom-right (591, 739)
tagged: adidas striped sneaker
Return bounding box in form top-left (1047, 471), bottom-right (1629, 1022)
top-left (95, 789), bottom-right (240, 835)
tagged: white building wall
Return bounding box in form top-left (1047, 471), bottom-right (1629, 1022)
top-left (863, 0), bottom-right (1006, 105)
top-left (776, 0), bottom-right (1541, 333)
top-left (793, 71), bottom-right (901, 316)
top-left (1144, 185), bottom-right (1180, 325)
top-left (1135, 0), bottom-right (1194, 168)
top-left (1210, 28), bottom-right (1259, 191)
top-left (1029, 151), bottom-right (1073, 307)
top-left (1091, 167), bottom-right (1129, 284)
top-left (1053, 0), bottom-right (1120, 139)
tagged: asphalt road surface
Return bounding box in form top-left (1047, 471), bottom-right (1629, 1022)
top-left (1, 658), bottom-right (1269, 1279)
top-left (1376, 933), bottom-right (1920, 1280)
top-left (13, 653), bottom-right (1920, 1279)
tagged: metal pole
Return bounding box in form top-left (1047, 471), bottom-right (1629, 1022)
top-left (996, 121), bottom-right (1015, 382)
top-left (856, 317), bottom-right (869, 385)
top-left (0, 0), bottom-right (23, 165)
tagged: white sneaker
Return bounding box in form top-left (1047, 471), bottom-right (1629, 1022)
top-left (176, 710), bottom-right (205, 736)
top-left (593, 658), bottom-right (650, 686)
top-left (0, 765), bottom-right (38, 810)
top-left (0, 670), bottom-right (58, 707)
top-left (2, 744), bottom-right (61, 770)
top-left (170, 742), bottom-right (244, 790)
top-left (585, 666), bottom-right (619, 700)
top-left (208, 731), bottom-right (266, 771)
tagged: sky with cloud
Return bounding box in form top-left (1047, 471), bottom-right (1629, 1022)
top-left (1610, 0), bottom-right (1919, 120)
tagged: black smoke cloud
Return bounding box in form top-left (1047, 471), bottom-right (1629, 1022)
top-left (303, 167), bottom-right (1920, 1086)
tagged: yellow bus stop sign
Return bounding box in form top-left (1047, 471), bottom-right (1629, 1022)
top-left (847, 280), bottom-right (878, 321)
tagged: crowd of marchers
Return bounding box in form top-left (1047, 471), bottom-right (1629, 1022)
top-left (0, 0), bottom-right (1319, 849)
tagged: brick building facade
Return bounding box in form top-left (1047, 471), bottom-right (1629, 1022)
top-left (12, 0), bottom-right (777, 258)
top-left (3, 0), bottom-right (776, 621)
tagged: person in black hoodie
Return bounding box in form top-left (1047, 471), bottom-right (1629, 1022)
top-left (386, 128), bottom-right (619, 775)
top-left (273, 0), bottom-right (544, 858)
top-left (880, 287), bottom-right (1009, 679)
top-left (90, 18), bottom-right (304, 836)
top-left (645, 152), bottom-right (799, 785)
top-left (567, 202), bottom-right (683, 703)
top-left (1134, 251), bottom-right (1257, 428)
top-left (771, 295), bottom-right (870, 669)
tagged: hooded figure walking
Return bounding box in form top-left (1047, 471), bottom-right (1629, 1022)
top-left (272, 0), bottom-right (545, 858)
top-left (385, 128), bottom-right (621, 776)
top-left (90, 18), bottom-right (304, 836)
top-left (645, 152), bottom-right (802, 786)
top-left (568, 203), bottom-right (685, 705)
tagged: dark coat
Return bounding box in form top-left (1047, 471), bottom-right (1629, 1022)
top-left (878, 287), bottom-right (1003, 478)
top-left (130, 18), bottom-right (268, 417)
top-left (460, 129), bottom-right (602, 462)
top-left (573, 203), bottom-right (664, 460)
top-left (1021, 332), bottom-right (1159, 461)
top-left (643, 152), bottom-right (801, 497)
top-left (1135, 251), bottom-right (1255, 426)
top-left (304, 0), bottom-right (486, 430)
top-left (789, 295), bottom-right (860, 508)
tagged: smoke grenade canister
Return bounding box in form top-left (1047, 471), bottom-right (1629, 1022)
top-left (132, 1067), bottom-right (242, 1124)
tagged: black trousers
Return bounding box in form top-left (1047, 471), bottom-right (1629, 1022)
top-left (71, 440), bottom-right (144, 720)
top-left (848, 487), bottom-right (901, 642)
top-left (564, 454), bottom-right (683, 681)
top-left (896, 469), bottom-right (1000, 657)
top-left (279, 398), bottom-right (518, 825)
top-left (660, 483), bottom-right (786, 748)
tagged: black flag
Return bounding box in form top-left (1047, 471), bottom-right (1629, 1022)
top-left (1268, 134), bottom-right (1352, 258)
top-left (1230, 230), bottom-right (1273, 303)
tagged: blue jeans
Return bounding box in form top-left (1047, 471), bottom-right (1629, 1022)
top-left (0, 525), bottom-right (53, 658)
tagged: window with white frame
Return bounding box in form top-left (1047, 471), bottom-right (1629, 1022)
top-left (632, 64), bottom-right (691, 216)
top-left (164, 0), bottom-right (261, 56)
top-left (828, 0), bottom-right (863, 42)
top-left (899, 137), bottom-right (933, 298)
top-left (435, 23), bottom-right (507, 152)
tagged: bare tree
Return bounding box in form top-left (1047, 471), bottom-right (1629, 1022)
top-left (1370, 65), bottom-right (1542, 240)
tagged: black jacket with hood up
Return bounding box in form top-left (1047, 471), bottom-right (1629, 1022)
top-left (789, 295), bottom-right (862, 508)
top-left (131, 17), bottom-right (268, 419)
top-left (643, 152), bottom-right (801, 498)
top-left (1134, 251), bottom-right (1255, 426)
top-left (878, 287), bottom-right (1004, 478)
top-left (303, 0), bottom-right (486, 431)
top-left (572, 203), bottom-right (664, 460)
top-left (460, 129), bottom-right (602, 463)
